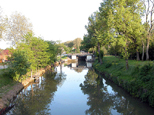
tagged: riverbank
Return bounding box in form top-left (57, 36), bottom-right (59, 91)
top-left (0, 65), bottom-right (54, 111)
top-left (93, 56), bottom-right (154, 107)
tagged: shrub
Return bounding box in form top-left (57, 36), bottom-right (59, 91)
top-left (6, 50), bottom-right (31, 80)
top-left (105, 63), bottom-right (112, 68)
top-left (139, 63), bottom-right (152, 77)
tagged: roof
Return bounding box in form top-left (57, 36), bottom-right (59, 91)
top-left (0, 49), bottom-right (11, 55)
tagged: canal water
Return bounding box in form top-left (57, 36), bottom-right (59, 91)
top-left (7, 61), bottom-right (154, 115)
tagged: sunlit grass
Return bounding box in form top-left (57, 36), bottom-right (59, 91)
top-left (94, 55), bottom-right (154, 106)
top-left (94, 56), bottom-right (153, 80)
top-left (0, 69), bottom-right (16, 97)
top-left (57, 56), bottom-right (68, 61)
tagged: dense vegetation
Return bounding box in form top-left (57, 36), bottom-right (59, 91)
top-left (80, 0), bottom-right (154, 107)
top-left (93, 56), bottom-right (154, 107)
top-left (64, 38), bottom-right (82, 53)
top-left (81, 0), bottom-right (154, 70)
top-left (1, 32), bottom-right (57, 81)
top-left (0, 10), bottom-right (83, 91)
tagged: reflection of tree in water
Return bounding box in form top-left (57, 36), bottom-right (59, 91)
top-left (80, 69), bottom-right (116, 115)
top-left (55, 63), bottom-right (66, 87)
top-left (9, 68), bottom-right (66, 115)
top-left (73, 68), bottom-right (84, 73)
top-left (80, 69), bottom-right (141, 115)
top-left (104, 78), bottom-right (153, 115)
top-left (67, 61), bottom-right (87, 73)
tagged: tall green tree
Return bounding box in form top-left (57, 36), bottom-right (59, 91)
top-left (8, 50), bottom-right (30, 80)
top-left (46, 40), bottom-right (57, 63)
top-left (142, 0), bottom-right (154, 60)
top-left (73, 38), bottom-right (82, 53)
top-left (108, 0), bottom-right (144, 69)
top-left (64, 41), bottom-right (74, 48)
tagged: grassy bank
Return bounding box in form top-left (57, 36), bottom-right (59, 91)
top-left (93, 56), bottom-right (154, 107)
top-left (0, 69), bottom-right (16, 96)
top-left (0, 69), bottom-right (30, 98)
top-left (57, 56), bottom-right (67, 61)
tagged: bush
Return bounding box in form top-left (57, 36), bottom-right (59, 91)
top-left (139, 63), bottom-right (152, 77)
top-left (105, 63), bottom-right (112, 68)
top-left (6, 50), bottom-right (30, 80)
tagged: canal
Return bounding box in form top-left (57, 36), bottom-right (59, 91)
top-left (7, 61), bottom-right (154, 115)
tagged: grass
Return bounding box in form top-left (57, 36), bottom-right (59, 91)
top-left (0, 69), bottom-right (16, 98)
top-left (57, 56), bottom-right (68, 61)
top-left (93, 55), bottom-right (154, 107)
top-left (96, 56), bottom-right (149, 77)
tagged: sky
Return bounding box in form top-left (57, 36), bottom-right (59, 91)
top-left (0, 0), bottom-right (102, 49)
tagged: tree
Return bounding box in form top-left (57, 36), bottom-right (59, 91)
top-left (142, 0), bottom-right (154, 60)
top-left (6, 12), bottom-right (32, 46)
top-left (0, 7), bottom-right (7, 39)
top-left (64, 41), bottom-right (74, 48)
top-left (56, 40), bottom-right (64, 61)
top-left (17, 33), bottom-right (36, 78)
top-left (30, 37), bottom-right (50, 69)
top-left (108, 0), bottom-right (144, 69)
top-left (80, 35), bottom-right (95, 52)
top-left (73, 38), bottom-right (82, 53)
top-left (8, 50), bottom-right (30, 80)
top-left (46, 40), bottom-right (57, 63)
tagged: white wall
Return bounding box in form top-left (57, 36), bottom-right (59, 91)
top-left (72, 55), bottom-right (76, 59)
top-left (72, 63), bottom-right (76, 67)
top-left (87, 62), bottom-right (92, 67)
top-left (86, 55), bottom-right (92, 60)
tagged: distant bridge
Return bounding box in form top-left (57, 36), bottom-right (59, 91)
top-left (67, 53), bottom-right (94, 61)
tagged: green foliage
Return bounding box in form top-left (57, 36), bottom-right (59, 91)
top-left (139, 63), bottom-right (152, 77)
top-left (105, 63), bottom-right (112, 68)
top-left (100, 50), bottom-right (104, 59)
top-left (46, 41), bottom-right (57, 63)
top-left (3, 33), bottom-right (57, 81)
top-left (24, 33), bottom-right (51, 68)
top-left (64, 41), bottom-right (74, 48)
top-left (81, 0), bottom-right (145, 69)
top-left (7, 50), bottom-right (30, 80)
top-left (57, 56), bottom-right (67, 61)
top-left (76, 48), bottom-right (80, 53)
top-left (93, 56), bottom-right (154, 107)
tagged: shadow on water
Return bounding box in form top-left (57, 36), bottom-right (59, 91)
top-left (67, 60), bottom-right (93, 73)
top-left (7, 68), bottom-right (66, 115)
top-left (6, 62), bottom-right (154, 115)
top-left (80, 69), bottom-right (154, 115)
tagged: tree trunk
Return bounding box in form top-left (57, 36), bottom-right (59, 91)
top-left (115, 52), bottom-right (117, 57)
top-left (60, 54), bottom-right (61, 62)
top-left (130, 53), bottom-right (132, 60)
top-left (114, 47), bottom-right (117, 57)
top-left (93, 48), bottom-right (94, 54)
top-left (136, 51), bottom-right (140, 61)
top-left (98, 42), bottom-right (102, 64)
top-left (142, 41), bottom-right (144, 61)
top-left (125, 59), bottom-right (129, 70)
top-left (124, 47), bottom-right (129, 70)
top-left (146, 36), bottom-right (150, 60)
top-left (60, 63), bottom-right (62, 75)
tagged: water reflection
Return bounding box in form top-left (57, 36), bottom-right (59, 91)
top-left (80, 69), bottom-right (154, 115)
top-left (8, 68), bottom-right (66, 115)
top-left (6, 63), bottom-right (154, 115)
top-left (67, 61), bottom-right (93, 73)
